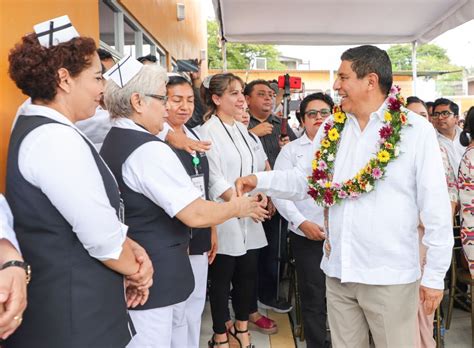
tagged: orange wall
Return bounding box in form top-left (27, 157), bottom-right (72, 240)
top-left (119, 0), bottom-right (207, 67)
top-left (0, 0), bottom-right (100, 192)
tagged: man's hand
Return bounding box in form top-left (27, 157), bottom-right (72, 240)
top-left (208, 227), bottom-right (218, 265)
top-left (0, 267), bottom-right (27, 339)
top-left (266, 197), bottom-right (277, 217)
top-left (278, 135), bottom-right (290, 148)
top-left (419, 285), bottom-right (443, 315)
top-left (298, 221), bottom-right (326, 241)
top-left (250, 122), bottom-right (273, 137)
top-left (126, 239), bottom-right (154, 290)
top-left (235, 175), bottom-right (258, 197)
top-left (167, 131), bottom-right (211, 154)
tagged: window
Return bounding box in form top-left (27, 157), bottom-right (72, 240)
top-left (98, 0), bottom-right (168, 68)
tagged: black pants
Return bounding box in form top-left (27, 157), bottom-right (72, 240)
top-left (209, 249), bottom-right (258, 334)
top-left (290, 232), bottom-right (328, 348)
top-left (257, 213), bottom-right (288, 304)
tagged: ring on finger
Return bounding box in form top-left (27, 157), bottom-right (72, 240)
top-left (13, 315), bottom-right (23, 324)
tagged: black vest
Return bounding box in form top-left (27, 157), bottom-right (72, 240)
top-left (100, 127), bottom-right (194, 309)
top-left (169, 128), bottom-right (211, 255)
top-left (5, 116), bottom-right (133, 348)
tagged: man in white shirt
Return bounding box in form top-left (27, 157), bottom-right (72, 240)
top-left (432, 98), bottom-right (465, 175)
top-left (235, 45), bottom-right (453, 347)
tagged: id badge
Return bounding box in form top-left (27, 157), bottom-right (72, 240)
top-left (119, 198), bottom-right (125, 223)
top-left (191, 174), bottom-right (206, 199)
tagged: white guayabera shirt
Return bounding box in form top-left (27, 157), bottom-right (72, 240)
top-left (255, 102), bottom-right (453, 290)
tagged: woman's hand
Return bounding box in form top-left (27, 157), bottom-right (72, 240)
top-left (233, 195), bottom-right (269, 222)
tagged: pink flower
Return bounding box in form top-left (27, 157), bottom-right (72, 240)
top-left (323, 121), bottom-right (333, 134)
top-left (349, 191), bottom-right (360, 199)
top-left (389, 85), bottom-right (400, 95)
top-left (372, 167), bottom-right (383, 179)
top-left (317, 161), bottom-right (328, 170)
top-left (333, 182), bottom-right (342, 189)
top-left (379, 125), bottom-right (393, 139)
top-left (338, 190), bottom-right (348, 199)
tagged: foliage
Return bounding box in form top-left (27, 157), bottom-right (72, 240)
top-left (207, 20), bottom-right (286, 70)
top-left (387, 44), bottom-right (464, 95)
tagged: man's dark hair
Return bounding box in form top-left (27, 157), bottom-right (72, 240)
top-left (433, 98), bottom-right (459, 116)
top-left (97, 48), bottom-right (113, 61)
top-left (460, 106), bottom-right (474, 146)
top-left (406, 96), bottom-right (427, 109)
top-left (340, 45), bottom-right (393, 95)
top-left (243, 79), bottom-right (272, 96)
top-left (137, 54), bottom-right (157, 64)
top-left (299, 92), bottom-right (334, 122)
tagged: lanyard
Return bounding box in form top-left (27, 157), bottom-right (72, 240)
top-left (218, 116), bottom-right (254, 177)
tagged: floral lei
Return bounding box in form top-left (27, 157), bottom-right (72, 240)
top-left (307, 86), bottom-right (409, 207)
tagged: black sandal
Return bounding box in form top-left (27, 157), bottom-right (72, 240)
top-left (208, 334), bottom-right (229, 347)
top-left (228, 324), bottom-right (254, 348)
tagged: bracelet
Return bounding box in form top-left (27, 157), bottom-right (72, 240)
top-left (1, 260), bottom-right (31, 284)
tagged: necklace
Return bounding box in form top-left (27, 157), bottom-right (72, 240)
top-left (308, 86), bottom-right (409, 207)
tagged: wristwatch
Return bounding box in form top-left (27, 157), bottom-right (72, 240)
top-left (1, 260), bottom-right (31, 284)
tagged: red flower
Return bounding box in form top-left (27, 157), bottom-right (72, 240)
top-left (324, 122), bottom-right (332, 134)
top-left (388, 97), bottom-right (401, 111)
top-left (400, 113), bottom-right (407, 125)
top-left (324, 190), bottom-right (334, 205)
top-left (312, 169), bottom-right (327, 181)
top-left (307, 188), bottom-right (320, 200)
top-left (379, 125), bottom-right (393, 139)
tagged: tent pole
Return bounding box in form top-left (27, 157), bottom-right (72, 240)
top-left (222, 39), bottom-right (227, 72)
top-left (412, 41), bottom-right (417, 96)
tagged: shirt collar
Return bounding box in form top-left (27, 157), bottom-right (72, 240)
top-left (22, 103), bottom-right (76, 127)
top-left (113, 117), bottom-right (152, 135)
top-left (299, 132), bottom-right (312, 145)
top-left (345, 100), bottom-right (388, 124)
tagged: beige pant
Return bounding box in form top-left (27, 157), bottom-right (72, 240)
top-left (326, 276), bottom-right (419, 348)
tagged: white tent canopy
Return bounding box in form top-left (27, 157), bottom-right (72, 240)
top-left (212, 0), bottom-right (474, 46)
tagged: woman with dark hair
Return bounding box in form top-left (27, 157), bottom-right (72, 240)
top-left (458, 106), bottom-right (474, 279)
top-left (6, 20), bottom-right (153, 348)
top-left (200, 73), bottom-right (269, 348)
top-left (165, 75), bottom-right (216, 348)
top-left (272, 92), bottom-right (334, 347)
top-left (101, 64), bottom-right (267, 348)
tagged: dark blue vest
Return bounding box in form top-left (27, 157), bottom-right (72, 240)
top-left (100, 127), bottom-right (194, 309)
top-left (169, 128), bottom-right (211, 255)
top-left (6, 115), bottom-right (133, 348)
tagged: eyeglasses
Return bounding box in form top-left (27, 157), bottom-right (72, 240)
top-left (304, 109), bottom-right (331, 119)
top-left (145, 94), bottom-right (168, 105)
top-left (432, 110), bottom-right (454, 118)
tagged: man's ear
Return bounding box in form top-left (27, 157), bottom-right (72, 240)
top-left (130, 93), bottom-right (143, 113)
top-left (366, 72), bottom-right (379, 92)
top-left (57, 68), bottom-right (71, 93)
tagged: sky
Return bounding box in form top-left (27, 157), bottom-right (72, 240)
top-left (204, 0), bottom-right (474, 70)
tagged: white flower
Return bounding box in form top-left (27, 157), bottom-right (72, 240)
top-left (327, 153), bottom-right (335, 162)
top-left (365, 183), bottom-right (373, 192)
top-left (394, 146), bottom-right (400, 157)
top-left (323, 149), bottom-right (328, 154)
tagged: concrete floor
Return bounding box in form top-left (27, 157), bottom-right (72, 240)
top-left (200, 299), bottom-right (472, 348)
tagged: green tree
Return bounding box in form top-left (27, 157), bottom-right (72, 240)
top-left (387, 43), bottom-right (464, 95)
top-left (207, 20), bottom-right (286, 70)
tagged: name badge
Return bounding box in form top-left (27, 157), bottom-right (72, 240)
top-left (191, 174), bottom-right (206, 199)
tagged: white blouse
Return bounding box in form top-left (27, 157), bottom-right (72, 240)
top-left (199, 115), bottom-right (267, 256)
top-left (114, 118), bottom-right (202, 218)
top-left (0, 195), bottom-right (20, 252)
top-left (17, 104), bottom-right (127, 261)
